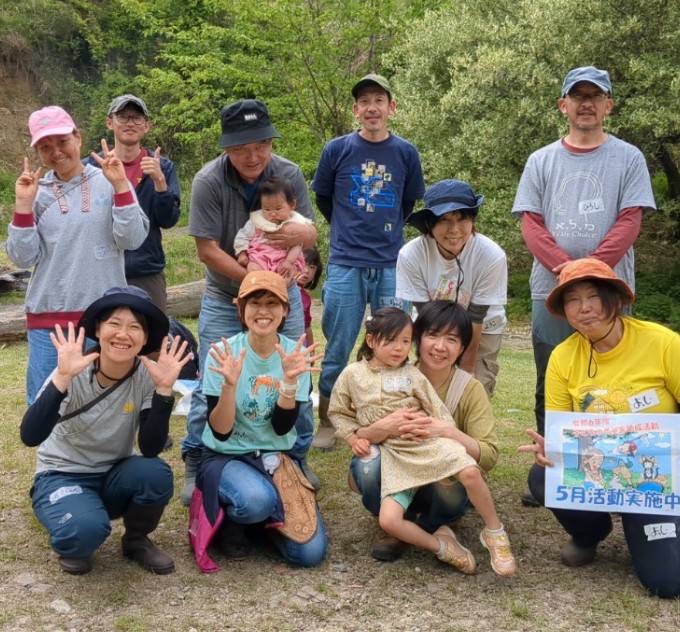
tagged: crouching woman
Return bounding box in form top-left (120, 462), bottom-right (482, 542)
top-left (189, 271), bottom-right (327, 571)
top-left (20, 286), bottom-right (192, 575)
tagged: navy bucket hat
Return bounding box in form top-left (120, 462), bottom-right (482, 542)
top-left (408, 179), bottom-right (484, 234)
top-left (78, 286), bottom-right (169, 355)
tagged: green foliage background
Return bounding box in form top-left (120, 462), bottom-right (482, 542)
top-left (1, 0), bottom-right (680, 322)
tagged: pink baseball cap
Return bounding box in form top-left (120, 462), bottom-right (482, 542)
top-left (28, 106), bottom-right (77, 147)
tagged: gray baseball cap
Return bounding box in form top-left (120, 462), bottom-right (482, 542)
top-left (107, 94), bottom-right (150, 117)
top-left (561, 66), bottom-right (612, 97)
top-left (351, 74), bottom-right (392, 100)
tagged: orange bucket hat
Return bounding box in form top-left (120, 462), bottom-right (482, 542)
top-left (545, 258), bottom-right (635, 316)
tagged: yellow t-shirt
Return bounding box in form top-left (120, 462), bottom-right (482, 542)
top-left (546, 317), bottom-right (680, 415)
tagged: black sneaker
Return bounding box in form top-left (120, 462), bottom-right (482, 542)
top-left (371, 531), bottom-right (408, 562)
top-left (560, 539), bottom-right (598, 567)
top-left (216, 520), bottom-right (252, 560)
top-left (521, 488), bottom-right (541, 508)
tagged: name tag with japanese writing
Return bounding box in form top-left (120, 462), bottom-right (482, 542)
top-left (628, 389), bottom-right (660, 412)
top-left (644, 522), bottom-right (677, 542)
top-left (383, 375), bottom-right (412, 394)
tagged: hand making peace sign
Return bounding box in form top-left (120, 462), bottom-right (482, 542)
top-left (15, 157), bottom-right (43, 213)
top-left (90, 139), bottom-right (129, 193)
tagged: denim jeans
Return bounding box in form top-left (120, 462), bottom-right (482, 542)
top-left (31, 456), bottom-right (173, 558)
top-left (319, 264), bottom-right (399, 398)
top-left (531, 299), bottom-right (574, 435)
top-left (181, 285), bottom-right (312, 457)
top-left (217, 459), bottom-right (327, 567)
top-left (26, 328), bottom-right (59, 405)
top-left (528, 464), bottom-right (680, 597)
top-left (350, 451), bottom-right (469, 532)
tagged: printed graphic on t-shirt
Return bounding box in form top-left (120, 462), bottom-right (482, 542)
top-left (578, 385), bottom-right (661, 414)
top-left (434, 275), bottom-right (471, 308)
top-left (240, 374), bottom-right (280, 421)
top-left (350, 160), bottom-right (396, 229)
top-left (549, 171), bottom-right (604, 242)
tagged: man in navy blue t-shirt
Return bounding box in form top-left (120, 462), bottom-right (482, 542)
top-left (311, 73), bottom-right (425, 450)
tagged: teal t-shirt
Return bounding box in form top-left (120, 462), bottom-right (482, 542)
top-left (201, 332), bottom-right (310, 454)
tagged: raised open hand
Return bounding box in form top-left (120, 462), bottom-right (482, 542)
top-left (139, 335), bottom-right (193, 395)
top-left (50, 323), bottom-right (99, 391)
top-left (275, 335), bottom-right (323, 384)
top-left (208, 338), bottom-right (246, 387)
top-left (90, 139), bottom-right (128, 192)
top-left (15, 157), bottom-right (43, 212)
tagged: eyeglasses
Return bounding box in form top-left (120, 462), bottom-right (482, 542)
top-left (567, 92), bottom-right (609, 104)
top-left (112, 113), bottom-right (147, 124)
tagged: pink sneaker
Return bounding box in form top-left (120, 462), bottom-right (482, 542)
top-left (434, 526), bottom-right (476, 574)
top-left (480, 527), bottom-right (517, 577)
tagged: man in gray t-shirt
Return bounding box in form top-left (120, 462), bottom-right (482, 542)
top-left (511, 67), bottom-right (656, 499)
top-left (180, 100), bottom-right (318, 504)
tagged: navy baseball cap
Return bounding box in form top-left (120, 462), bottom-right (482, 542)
top-left (561, 66), bottom-right (612, 97)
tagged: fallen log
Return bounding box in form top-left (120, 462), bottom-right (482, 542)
top-left (0, 279), bottom-right (206, 343)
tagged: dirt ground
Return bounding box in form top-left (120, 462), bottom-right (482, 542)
top-left (1, 323), bottom-right (679, 631)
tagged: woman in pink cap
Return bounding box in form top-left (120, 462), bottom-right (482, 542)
top-left (6, 105), bottom-right (149, 404)
top-left (519, 257), bottom-right (680, 597)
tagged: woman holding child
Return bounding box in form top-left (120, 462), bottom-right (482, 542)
top-left (519, 258), bottom-right (680, 597)
top-left (334, 301), bottom-right (513, 575)
top-left (189, 271), bottom-right (327, 571)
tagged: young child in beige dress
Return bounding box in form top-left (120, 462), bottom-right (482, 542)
top-left (329, 307), bottom-right (516, 576)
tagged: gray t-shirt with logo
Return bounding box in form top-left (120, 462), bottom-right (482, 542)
top-left (512, 135), bottom-right (656, 299)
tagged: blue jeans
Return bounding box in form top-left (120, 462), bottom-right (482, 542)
top-left (528, 464), bottom-right (680, 598)
top-left (217, 459), bottom-right (327, 567)
top-left (182, 286), bottom-right (312, 457)
top-left (319, 264), bottom-right (399, 398)
top-left (26, 328), bottom-right (59, 405)
top-left (531, 299), bottom-right (574, 435)
top-left (350, 451), bottom-right (469, 532)
top-left (31, 456), bottom-right (173, 558)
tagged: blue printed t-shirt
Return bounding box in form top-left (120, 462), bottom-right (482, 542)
top-left (201, 332), bottom-right (310, 455)
top-left (312, 132), bottom-right (425, 268)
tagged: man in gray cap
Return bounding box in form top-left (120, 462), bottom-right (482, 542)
top-left (311, 73), bottom-right (425, 450)
top-left (88, 94), bottom-right (180, 311)
top-left (181, 99), bottom-right (318, 507)
top-left (511, 66), bottom-right (656, 514)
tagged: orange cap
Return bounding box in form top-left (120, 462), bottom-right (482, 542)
top-left (545, 258), bottom-right (634, 316)
top-left (237, 270), bottom-right (288, 304)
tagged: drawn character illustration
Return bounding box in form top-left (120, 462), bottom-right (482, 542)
top-left (581, 448), bottom-right (605, 487)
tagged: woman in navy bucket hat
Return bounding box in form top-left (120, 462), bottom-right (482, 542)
top-left (396, 179), bottom-right (508, 397)
top-left (20, 286), bottom-right (193, 576)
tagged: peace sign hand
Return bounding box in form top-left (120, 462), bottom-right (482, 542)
top-left (140, 335), bottom-right (193, 396)
top-left (50, 323), bottom-right (100, 392)
top-left (275, 335), bottom-right (323, 384)
top-left (208, 338), bottom-right (246, 388)
top-left (15, 157), bottom-right (43, 213)
top-left (90, 139), bottom-right (129, 193)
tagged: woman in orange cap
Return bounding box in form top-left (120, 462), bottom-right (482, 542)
top-left (519, 257), bottom-right (680, 597)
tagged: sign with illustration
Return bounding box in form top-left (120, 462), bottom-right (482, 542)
top-left (544, 412), bottom-right (680, 516)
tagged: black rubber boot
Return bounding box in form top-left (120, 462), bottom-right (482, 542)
top-left (121, 503), bottom-right (175, 574)
top-left (215, 519), bottom-right (252, 559)
top-left (58, 555), bottom-right (93, 575)
top-left (181, 448), bottom-right (202, 506)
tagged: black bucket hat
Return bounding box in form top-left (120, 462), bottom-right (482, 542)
top-left (78, 286), bottom-right (169, 355)
top-left (219, 99), bottom-right (281, 148)
top-left (408, 179), bottom-right (484, 234)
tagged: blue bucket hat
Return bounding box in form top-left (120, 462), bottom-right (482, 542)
top-left (561, 66), bottom-right (612, 97)
top-left (407, 179), bottom-right (484, 234)
top-left (78, 286), bottom-right (169, 355)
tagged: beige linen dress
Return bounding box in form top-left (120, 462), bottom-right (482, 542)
top-left (329, 360), bottom-right (477, 497)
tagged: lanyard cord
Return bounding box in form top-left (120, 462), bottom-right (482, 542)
top-left (585, 317), bottom-right (619, 379)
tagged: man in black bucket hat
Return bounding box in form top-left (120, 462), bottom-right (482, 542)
top-left (182, 99), bottom-right (318, 505)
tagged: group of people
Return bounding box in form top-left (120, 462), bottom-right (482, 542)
top-left (7, 65), bottom-right (680, 597)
